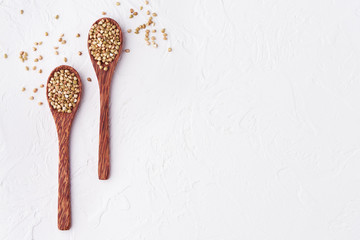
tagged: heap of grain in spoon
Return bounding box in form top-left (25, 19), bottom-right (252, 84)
top-left (88, 19), bottom-right (121, 71)
top-left (47, 69), bottom-right (80, 113)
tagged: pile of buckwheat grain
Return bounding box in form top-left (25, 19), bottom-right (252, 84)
top-left (47, 69), bottom-right (80, 113)
top-left (88, 19), bottom-right (121, 71)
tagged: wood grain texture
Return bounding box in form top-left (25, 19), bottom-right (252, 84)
top-left (87, 18), bottom-right (123, 180)
top-left (46, 65), bottom-right (82, 230)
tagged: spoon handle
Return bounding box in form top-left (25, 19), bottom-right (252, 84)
top-left (98, 86), bottom-right (110, 180)
top-left (57, 127), bottom-right (71, 230)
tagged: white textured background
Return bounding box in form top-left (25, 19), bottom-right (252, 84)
top-left (1, 0), bottom-right (360, 239)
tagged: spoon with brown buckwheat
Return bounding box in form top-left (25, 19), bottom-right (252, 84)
top-left (46, 65), bottom-right (82, 230)
top-left (88, 18), bottom-right (123, 180)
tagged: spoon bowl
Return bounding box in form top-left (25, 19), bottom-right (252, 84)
top-left (46, 65), bottom-right (82, 230)
top-left (88, 18), bottom-right (123, 180)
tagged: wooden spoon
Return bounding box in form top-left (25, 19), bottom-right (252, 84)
top-left (87, 18), bottom-right (123, 180)
top-left (46, 65), bottom-right (82, 230)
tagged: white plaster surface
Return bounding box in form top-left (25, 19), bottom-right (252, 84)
top-left (1, 0), bottom-right (360, 239)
